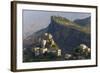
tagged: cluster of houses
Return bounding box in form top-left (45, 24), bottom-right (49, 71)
top-left (31, 33), bottom-right (61, 57)
top-left (64, 44), bottom-right (91, 60)
top-left (79, 44), bottom-right (91, 55)
top-left (28, 33), bottom-right (90, 60)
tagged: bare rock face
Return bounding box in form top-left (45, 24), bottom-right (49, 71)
top-left (23, 16), bottom-right (91, 62)
top-left (23, 16), bottom-right (91, 54)
top-left (47, 16), bottom-right (90, 53)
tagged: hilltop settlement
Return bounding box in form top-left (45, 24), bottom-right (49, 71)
top-left (23, 16), bottom-right (91, 62)
top-left (23, 32), bottom-right (91, 62)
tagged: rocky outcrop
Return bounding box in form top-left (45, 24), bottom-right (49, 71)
top-left (47, 16), bottom-right (90, 53)
top-left (23, 16), bottom-right (91, 54)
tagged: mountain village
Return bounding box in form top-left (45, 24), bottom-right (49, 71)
top-left (31, 33), bottom-right (61, 57)
top-left (24, 32), bottom-right (91, 61)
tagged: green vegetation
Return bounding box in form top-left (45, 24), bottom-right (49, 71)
top-left (23, 16), bottom-right (91, 62)
top-left (23, 52), bottom-right (63, 62)
top-left (52, 16), bottom-right (71, 25)
top-left (73, 45), bottom-right (91, 59)
top-left (51, 16), bottom-right (90, 34)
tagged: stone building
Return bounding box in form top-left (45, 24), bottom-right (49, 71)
top-left (32, 33), bottom-right (62, 57)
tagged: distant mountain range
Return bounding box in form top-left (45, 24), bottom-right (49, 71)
top-left (74, 16), bottom-right (91, 27)
top-left (23, 16), bottom-right (91, 53)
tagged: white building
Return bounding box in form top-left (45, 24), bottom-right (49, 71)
top-left (80, 44), bottom-right (87, 50)
top-left (64, 54), bottom-right (72, 59)
top-left (57, 49), bottom-right (61, 56)
top-left (32, 33), bottom-right (62, 57)
top-left (79, 44), bottom-right (91, 55)
top-left (40, 48), bottom-right (48, 54)
top-left (32, 47), bottom-right (40, 56)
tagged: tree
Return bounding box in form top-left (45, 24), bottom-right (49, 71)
top-left (74, 46), bottom-right (82, 53)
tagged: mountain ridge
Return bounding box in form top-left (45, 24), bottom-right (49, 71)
top-left (23, 16), bottom-right (91, 53)
top-left (47, 16), bottom-right (90, 53)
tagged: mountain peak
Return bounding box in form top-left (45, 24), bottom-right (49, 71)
top-left (50, 16), bottom-right (90, 34)
top-left (74, 16), bottom-right (91, 26)
top-left (51, 16), bottom-right (71, 25)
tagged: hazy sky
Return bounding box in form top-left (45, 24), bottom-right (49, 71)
top-left (23, 10), bottom-right (91, 39)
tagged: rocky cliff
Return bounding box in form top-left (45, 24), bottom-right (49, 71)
top-left (47, 16), bottom-right (90, 53)
top-left (23, 16), bottom-right (91, 54)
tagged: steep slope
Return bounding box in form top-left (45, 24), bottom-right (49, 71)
top-left (47, 16), bottom-right (90, 53)
top-left (23, 28), bottom-right (48, 48)
top-left (74, 16), bottom-right (91, 27)
top-left (23, 16), bottom-right (91, 54)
